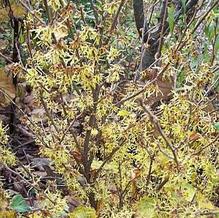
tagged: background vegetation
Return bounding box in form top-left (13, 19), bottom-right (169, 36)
top-left (0, 0), bottom-right (218, 217)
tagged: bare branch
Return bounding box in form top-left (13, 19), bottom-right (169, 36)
top-left (0, 51), bottom-right (13, 63)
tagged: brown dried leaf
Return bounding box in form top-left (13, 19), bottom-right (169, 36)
top-left (143, 69), bottom-right (174, 106)
top-left (0, 68), bottom-right (16, 107)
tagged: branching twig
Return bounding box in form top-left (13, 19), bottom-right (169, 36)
top-left (116, 62), bottom-right (170, 106)
top-left (192, 135), bottom-right (219, 156)
top-left (4, 165), bottom-right (68, 212)
top-left (110, 0), bottom-right (126, 33)
top-left (90, 0), bottom-right (99, 25)
top-left (18, 0), bottom-right (45, 25)
top-left (140, 101), bottom-right (180, 170)
top-left (93, 138), bottom-right (126, 181)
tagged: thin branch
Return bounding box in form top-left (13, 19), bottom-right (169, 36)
top-left (156, 175), bottom-right (169, 191)
top-left (140, 102), bottom-right (180, 170)
top-left (43, 0), bottom-right (52, 23)
top-left (148, 0), bottom-right (159, 25)
top-left (90, 0), bottom-right (99, 25)
top-left (192, 135), bottom-right (219, 156)
top-left (110, 0), bottom-right (126, 33)
top-left (82, 86), bottom-right (100, 181)
top-left (193, 1), bottom-right (218, 34)
top-left (18, 0), bottom-right (45, 25)
top-left (146, 152), bottom-right (155, 187)
top-left (39, 92), bottom-right (60, 135)
top-left (156, 0), bottom-right (168, 59)
top-left (4, 165), bottom-right (68, 212)
top-left (93, 138), bottom-right (126, 181)
top-left (116, 62), bottom-right (170, 106)
top-left (0, 51), bottom-right (13, 63)
top-left (4, 165), bottom-right (39, 191)
top-left (60, 118), bottom-right (81, 152)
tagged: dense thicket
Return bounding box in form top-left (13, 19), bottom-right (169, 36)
top-left (0, 0), bottom-right (218, 217)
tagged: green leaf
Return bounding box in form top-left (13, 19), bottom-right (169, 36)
top-left (69, 206), bottom-right (97, 218)
top-left (181, 0), bottom-right (186, 12)
top-left (181, 183), bottom-right (196, 202)
top-left (10, 194), bottom-right (31, 213)
top-left (136, 197), bottom-right (156, 218)
top-left (215, 35), bottom-right (219, 52)
top-left (214, 122), bottom-right (219, 131)
top-left (204, 21), bottom-right (216, 41)
top-left (168, 5), bottom-right (175, 34)
top-left (177, 69), bottom-right (186, 87)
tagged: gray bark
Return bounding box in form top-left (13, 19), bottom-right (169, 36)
top-left (133, 0), bottom-right (199, 74)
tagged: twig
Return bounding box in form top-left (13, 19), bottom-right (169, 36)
top-left (116, 62), bottom-right (170, 106)
top-left (93, 138), bottom-right (126, 181)
top-left (191, 0), bottom-right (218, 35)
top-left (192, 135), bottom-right (219, 156)
top-left (39, 92), bottom-right (60, 135)
top-left (4, 165), bottom-right (39, 191)
top-left (4, 165), bottom-right (68, 212)
top-left (60, 119), bottom-right (81, 151)
top-left (140, 101), bottom-right (180, 170)
top-left (90, 0), bottom-right (99, 25)
top-left (156, 175), bottom-right (169, 191)
top-left (0, 51), bottom-right (13, 63)
top-left (110, 0), bottom-right (126, 33)
top-left (146, 152), bottom-right (155, 187)
top-left (43, 0), bottom-right (52, 23)
top-left (156, 0), bottom-right (168, 59)
top-left (82, 85), bottom-right (100, 181)
top-left (18, 0), bottom-right (45, 25)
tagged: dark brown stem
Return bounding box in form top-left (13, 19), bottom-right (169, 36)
top-left (211, 18), bottom-right (218, 65)
top-left (156, 175), bottom-right (169, 191)
top-left (43, 0), bottom-right (51, 23)
top-left (90, 0), bottom-right (99, 25)
top-left (146, 153), bottom-right (155, 187)
top-left (93, 138), bottom-right (126, 181)
top-left (18, 0), bottom-right (45, 24)
top-left (192, 0), bottom-right (218, 35)
top-left (83, 86), bottom-right (100, 182)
